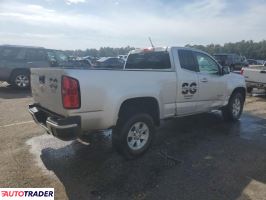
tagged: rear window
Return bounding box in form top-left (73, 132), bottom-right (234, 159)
top-left (125, 51), bottom-right (171, 70)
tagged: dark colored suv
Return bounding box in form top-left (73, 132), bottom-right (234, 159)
top-left (0, 45), bottom-right (89, 88)
top-left (213, 53), bottom-right (248, 71)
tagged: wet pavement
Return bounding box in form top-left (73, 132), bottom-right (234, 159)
top-left (28, 112), bottom-right (266, 200)
top-left (0, 84), bottom-right (266, 200)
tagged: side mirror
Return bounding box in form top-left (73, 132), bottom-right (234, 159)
top-left (222, 66), bottom-right (230, 75)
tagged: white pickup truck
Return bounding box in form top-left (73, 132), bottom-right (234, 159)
top-left (241, 66), bottom-right (266, 93)
top-left (29, 47), bottom-right (246, 159)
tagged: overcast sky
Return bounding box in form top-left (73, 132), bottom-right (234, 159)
top-left (0, 0), bottom-right (266, 50)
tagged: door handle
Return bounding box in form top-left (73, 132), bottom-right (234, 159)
top-left (200, 78), bottom-right (208, 83)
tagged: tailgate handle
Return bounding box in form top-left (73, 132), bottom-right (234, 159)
top-left (260, 70), bottom-right (266, 74)
top-left (39, 76), bottom-right (45, 84)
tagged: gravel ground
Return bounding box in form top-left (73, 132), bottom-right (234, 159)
top-left (0, 84), bottom-right (266, 200)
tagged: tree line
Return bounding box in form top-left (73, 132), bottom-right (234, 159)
top-left (65, 46), bottom-right (135, 58)
top-left (186, 40), bottom-right (266, 60)
top-left (64, 40), bottom-right (266, 60)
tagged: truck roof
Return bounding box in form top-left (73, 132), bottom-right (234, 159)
top-left (130, 46), bottom-right (206, 54)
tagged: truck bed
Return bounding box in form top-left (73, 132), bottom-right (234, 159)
top-left (31, 67), bottom-right (177, 124)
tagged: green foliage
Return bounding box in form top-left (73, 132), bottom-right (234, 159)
top-left (186, 40), bottom-right (266, 59)
top-left (64, 46), bottom-right (135, 57)
top-left (64, 40), bottom-right (266, 60)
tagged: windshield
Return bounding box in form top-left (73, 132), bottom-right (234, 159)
top-left (47, 50), bottom-right (69, 62)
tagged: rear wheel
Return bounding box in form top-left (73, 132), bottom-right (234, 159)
top-left (11, 70), bottom-right (30, 89)
top-left (222, 92), bottom-right (244, 122)
top-left (247, 87), bottom-right (253, 93)
top-left (112, 113), bottom-right (155, 159)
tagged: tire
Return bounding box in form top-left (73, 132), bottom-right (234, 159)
top-left (11, 70), bottom-right (30, 89)
top-left (112, 113), bottom-right (155, 159)
top-left (247, 87), bottom-right (253, 93)
top-left (222, 92), bottom-right (244, 122)
top-left (230, 65), bottom-right (234, 72)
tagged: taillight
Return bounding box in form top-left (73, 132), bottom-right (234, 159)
top-left (240, 68), bottom-right (244, 75)
top-left (62, 76), bottom-right (80, 109)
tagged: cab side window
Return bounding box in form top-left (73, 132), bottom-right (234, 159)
top-left (178, 50), bottom-right (198, 72)
top-left (194, 52), bottom-right (220, 74)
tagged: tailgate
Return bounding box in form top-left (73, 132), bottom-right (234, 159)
top-left (31, 68), bottom-right (67, 116)
top-left (243, 67), bottom-right (266, 84)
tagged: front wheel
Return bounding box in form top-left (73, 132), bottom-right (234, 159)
top-left (112, 113), bottom-right (155, 159)
top-left (222, 92), bottom-right (244, 122)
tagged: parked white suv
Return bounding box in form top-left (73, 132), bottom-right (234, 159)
top-left (29, 47), bottom-right (246, 159)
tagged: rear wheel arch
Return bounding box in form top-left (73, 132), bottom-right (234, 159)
top-left (117, 97), bottom-right (160, 126)
top-left (10, 68), bottom-right (30, 81)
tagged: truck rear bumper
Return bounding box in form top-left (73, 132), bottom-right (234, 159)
top-left (28, 104), bottom-right (81, 141)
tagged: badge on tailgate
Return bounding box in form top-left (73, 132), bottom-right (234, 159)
top-left (39, 75), bottom-right (45, 92)
top-left (49, 78), bottom-right (58, 92)
top-left (39, 75), bottom-right (45, 84)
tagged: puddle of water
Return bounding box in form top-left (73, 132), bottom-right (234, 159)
top-left (26, 131), bottom-right (112, 174)
top-left (26, 134), bottom-right (73, 175)
top-left (239, 121), bottom-right (266, 140)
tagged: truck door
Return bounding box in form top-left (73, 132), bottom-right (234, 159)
top-left (174, 49), bottom-right (199, 116)
top-left (193, 51), bottom-right (227, 112)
